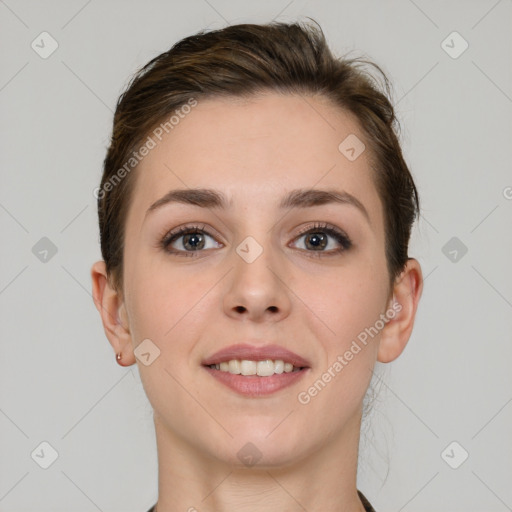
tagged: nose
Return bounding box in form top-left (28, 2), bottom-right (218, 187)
top-left (223, 236), bottom-right (292, 323)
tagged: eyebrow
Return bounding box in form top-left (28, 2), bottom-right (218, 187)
top-left (145, 187), bottom-right (370, 223)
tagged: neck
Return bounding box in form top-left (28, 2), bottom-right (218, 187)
top-left (152, 412), bottom-right (367, 512)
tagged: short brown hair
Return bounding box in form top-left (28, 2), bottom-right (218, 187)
top-left (97, 19), bottom-right (419, 294)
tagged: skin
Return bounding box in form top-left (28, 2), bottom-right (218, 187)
top-left (91, 92), bottom-right (422, 512)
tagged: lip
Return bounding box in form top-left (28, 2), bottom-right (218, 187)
top-left (201, 343), bottom-right (311, 398)
top-left (202, 365), bottom-right (310, 397)
top-left (201, 343), bottom-right (311, 368)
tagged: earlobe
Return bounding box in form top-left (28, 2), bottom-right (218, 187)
top-left (377, 258), bottom-right (423, 363)
top-left (90, 261), bottom-right (135, 366)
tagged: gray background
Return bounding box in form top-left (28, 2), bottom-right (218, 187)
top-left (1, 0), bottom-right (511, 511)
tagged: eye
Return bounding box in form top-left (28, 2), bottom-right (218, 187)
top-left (160, 222), bottom-right (352, 258)
top-left (160, 224), bottom-right (222, 257)
top-left (291, 222), bottom-right (352, 257)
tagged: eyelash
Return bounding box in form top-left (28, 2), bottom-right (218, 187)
top-left (159, 222), bottom-right (352, 258)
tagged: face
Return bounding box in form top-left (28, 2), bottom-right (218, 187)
top-left (119, 92), bottom-right (394, 467)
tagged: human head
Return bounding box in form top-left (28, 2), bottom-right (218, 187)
top-left (96, 19), bottom-right (419, 296)
top-left (91, 19), bottom-right (423, 479)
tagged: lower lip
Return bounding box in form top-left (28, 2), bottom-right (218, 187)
top-left (202, 366), bottom-right (310, 397)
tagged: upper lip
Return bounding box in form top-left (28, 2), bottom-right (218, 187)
top-left (202, 343), bottom-right (311, 368)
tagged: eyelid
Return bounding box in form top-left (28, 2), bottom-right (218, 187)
top-left (295, 221), bottom-right (348, 238)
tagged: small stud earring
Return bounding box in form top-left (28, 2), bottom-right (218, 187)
top-left (116, 352), bottom-right (122, 365)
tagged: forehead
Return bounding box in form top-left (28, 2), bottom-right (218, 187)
top-left (127, 92), bottom-right (383, 227)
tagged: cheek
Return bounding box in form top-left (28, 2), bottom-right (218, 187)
top-left (126, 264), bottom-right (198, 342)
top-left (124, 262), bottom-right (209, 409)
top-left (125, 253), bottom-right (221, 371)
top-left (302, 262), bottom-right (388, 409)
top-left (294, 268), bottom-right (387, 428)
top-left (296, 256), bottom-right (389, 349)
top-left (124, 242), bottom-right (182, 338)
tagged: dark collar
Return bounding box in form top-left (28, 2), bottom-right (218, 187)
top-left (358, 489), bottom-right (377, 511)
top-left (147, 490), bottom-right (376, 512)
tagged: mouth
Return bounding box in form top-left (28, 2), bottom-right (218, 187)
top-left (201, 343), bottom-right (311, 397)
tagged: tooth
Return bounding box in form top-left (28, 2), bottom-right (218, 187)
top-left (228, 360), bottom-right (241, 374)
top-left (273, 360), bottom-right (284, 374)
top-left (257, 360), bottom-right (275, 377)
top-left (240, 360), bottom-right (257, 375)
top-left (211, 359), bottom-right (303, 375)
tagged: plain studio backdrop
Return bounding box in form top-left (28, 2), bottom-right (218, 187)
top-left (1, 1), bottom-right (511, 511)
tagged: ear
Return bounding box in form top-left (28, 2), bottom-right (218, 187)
top-left (91, 261), bottom-right (135, 366)
top-left (377, 258), bottom-right (423, 363)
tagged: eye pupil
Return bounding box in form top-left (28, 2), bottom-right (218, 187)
top-left (306, 232), bottom-right (327, 250)
top-left (184, 233), bottom-right (205, 250)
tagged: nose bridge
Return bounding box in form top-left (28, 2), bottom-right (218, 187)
top-left (233, 229), bottom-right (277, 287)
top-left (224, 224), bottom-right (291, 319)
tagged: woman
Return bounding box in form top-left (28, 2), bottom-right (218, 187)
top-left (91, 20), bottom-right (423, 512)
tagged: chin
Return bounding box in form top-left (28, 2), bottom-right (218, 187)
top-left (209, 425), bottom-right (310, 470)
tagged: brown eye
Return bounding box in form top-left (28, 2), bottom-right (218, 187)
top-left (303, 232), bottom-right (328, 250)
top-left (293, 223), bottom-right (352, 256)
top-left (175, 231), bottom-right (206, 251)
top-left (161, 224), bottom-right (222, 257)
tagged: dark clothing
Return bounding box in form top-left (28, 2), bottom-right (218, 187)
top-left (358, 490), bottom-right (377, 511)
top-left (146, 489), bottom-right (376, 511)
